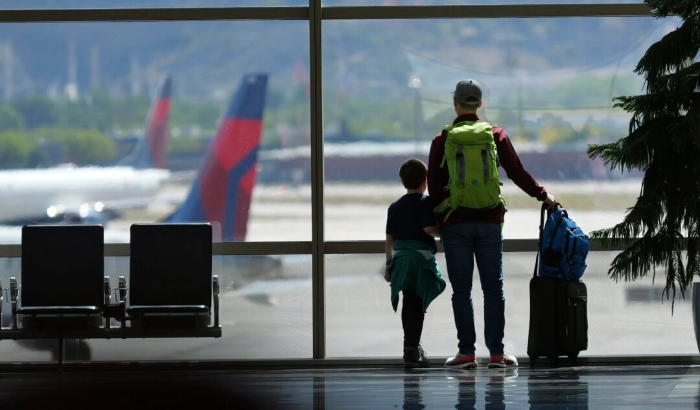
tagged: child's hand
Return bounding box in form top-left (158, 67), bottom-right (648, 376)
top-left (384, 266), bottom-right (391, 283)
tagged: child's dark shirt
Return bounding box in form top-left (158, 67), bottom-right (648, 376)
top-left (385, 193), bottom-right (437, 254)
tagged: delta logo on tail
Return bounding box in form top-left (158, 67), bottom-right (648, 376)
top-left (166, 73), bottom-right (268, 242)
top-left (119, 75), bottom-right (172, 169)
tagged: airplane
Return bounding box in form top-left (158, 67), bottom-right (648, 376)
top-left (118, 75), bottom-right (172, 170)
top-left (1, 73), bottom-right (279, 286)
top-left (163, 73), bottom-right (284, 284)
top-left (165, 72), bottom-right (267, 242)
top-left (0, 73), bottom-right (269, 245)
top-left (0, 76), bottom-right (173, 226)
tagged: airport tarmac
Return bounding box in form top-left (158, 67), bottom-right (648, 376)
top-left (0, 178), bottom-right (697, 363)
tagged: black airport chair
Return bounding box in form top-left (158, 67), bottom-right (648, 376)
top-left (17, 224), bottom-right (105, 331)
top-left (126, 223), bottom-right (214, 330)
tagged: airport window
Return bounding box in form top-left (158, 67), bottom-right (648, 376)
top-left (322, 16), bottom-right (670, 241)
top-left (0, 20), bottom-right (311, 243)
top-left (0, 2), bottom-right (690, 363)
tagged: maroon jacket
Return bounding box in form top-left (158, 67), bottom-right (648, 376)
top-left (427, 113), bottom-right (548, 227)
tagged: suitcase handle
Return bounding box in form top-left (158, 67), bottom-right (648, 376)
top-left (534, 202), bottom-right (562, 279)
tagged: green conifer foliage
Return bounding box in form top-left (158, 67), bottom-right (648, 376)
top-left (587, 0), bottom-right (700, 308)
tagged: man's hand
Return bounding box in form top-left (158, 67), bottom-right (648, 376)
top-left (543, 193), bottom-right (557, 208)
top-left (384, 266), bottom-right (391, 283)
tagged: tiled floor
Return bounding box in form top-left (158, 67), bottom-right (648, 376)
top-left (1, 364), bottom-right (699, 409)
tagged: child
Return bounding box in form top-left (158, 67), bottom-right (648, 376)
top-left (385, 158), bottom-right (446, 368)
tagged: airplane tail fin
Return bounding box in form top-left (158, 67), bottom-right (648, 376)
top-left (119, 75), bottom-right (172, 169)
top-left (164, 73), bottom-right (268, 242)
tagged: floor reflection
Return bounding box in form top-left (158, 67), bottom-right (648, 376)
top-left (0, 364), bottom-right (697, 409)
top-left (445, 368), bottom-right (518, 410)
top-left (402, 375), bottom-right (426, 410)
top-left (527, 369), bottom-right (589, 409)
top-left (450, 370), bottom-right (477, 409)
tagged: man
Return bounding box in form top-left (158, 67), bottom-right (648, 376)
top-left (427, 79), bottom-right (556, 369)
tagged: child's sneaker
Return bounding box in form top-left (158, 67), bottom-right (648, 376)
top-left (488, 352), bottom-right (518, 368)
top-left (404, 346), bottom-right (430, 368)
top-left (445, 352), bottom-right (478, 369)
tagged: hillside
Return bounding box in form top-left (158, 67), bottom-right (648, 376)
top-left (0, 15), bottom-right (665, 102)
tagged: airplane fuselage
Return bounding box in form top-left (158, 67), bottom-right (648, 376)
top-left (0, 165), bottom-right (170, 223)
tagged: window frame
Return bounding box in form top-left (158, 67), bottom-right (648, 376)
top-left (0, 2), bottom-right (656, 363)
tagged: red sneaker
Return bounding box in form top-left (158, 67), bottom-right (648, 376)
top-left (445, 352), bottom-right (478, 369)
top-left (488, 352), bottom-right (518, 368)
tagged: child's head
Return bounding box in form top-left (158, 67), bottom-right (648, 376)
top-left (399, 158), bottom-right (427, 191)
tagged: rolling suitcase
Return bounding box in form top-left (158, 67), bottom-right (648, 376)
top-left (558, 280), bottom-right (588, 356)
top-left (527, 205), bottom-right (588, 367)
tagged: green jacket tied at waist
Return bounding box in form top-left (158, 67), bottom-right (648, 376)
top-left (390, 240), bottom-right (446, 313)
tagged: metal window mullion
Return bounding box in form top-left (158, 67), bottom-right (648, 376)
top-left (320, 239), bottom-right (628, 254)
top-left (322, 4), bottom-right (650, 20)
top-left (0, 7), bottom-right (308, 23)
top-left (0, 3), bottom-right (650, 23)
top-left (310, 0), bottom-right (325, 361)
top-left (0, 239), bottom-right (631, 258)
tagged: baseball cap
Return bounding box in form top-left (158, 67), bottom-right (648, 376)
top-left (453, 79), bottom-right (482, 105)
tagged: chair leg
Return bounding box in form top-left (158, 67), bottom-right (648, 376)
top-left (10, 278), bottom-right (18, 330)
top-left (58, 336), bottom-right (64, 373)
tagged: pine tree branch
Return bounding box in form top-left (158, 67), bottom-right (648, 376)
top-left (588, 116), bottom-right (679, 173)
top-left (647, 0), bottom-right (699, 20)
top-left (593, 0), bottom-right (700, 307)
top-left (637, 16), bottom-right (700, 83)
top-left (645, 63), bottom-right (700, 101)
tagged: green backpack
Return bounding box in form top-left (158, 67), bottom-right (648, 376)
top-left (434, 121), bottom-right (505, 219)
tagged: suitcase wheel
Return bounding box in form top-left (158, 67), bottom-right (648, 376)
top-left (529, 356), bottom-right (537, 368)
top-left (548, 355), bottom-right (559, 367)
top-left (568, 353), bottom-right (579, 366)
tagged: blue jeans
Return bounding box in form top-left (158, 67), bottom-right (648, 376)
top-left (441, 222), bottom-right (504, 356)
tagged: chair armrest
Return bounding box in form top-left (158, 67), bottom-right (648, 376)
top-left (104, 277), bottom-right (112, 305)
top-left (117, 276), bottom-right (128, 328)
top-left (213, 275), bottom-right (219, 327)
top-left (9, 277), bottom-right (18, 330)
top-left (118, 276), bottom-right (128, 305)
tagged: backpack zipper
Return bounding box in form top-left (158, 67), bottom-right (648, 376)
top-left (481, 148), bottom-right (489, 184)
top-left (456, 145), bottom-right (465, 185)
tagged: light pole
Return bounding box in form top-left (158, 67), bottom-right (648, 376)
top-left (408, 74), bottom-right (423, 153)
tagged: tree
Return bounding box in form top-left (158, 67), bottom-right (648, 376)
top-left (0, 130), bottom-right (33, 167)
top-left (30, 127), bottom-right (115, 165)
top-left (0, 105), bottom-right (24, 130)
top-left (586, 0), bottom-right (700, 307)
top-left (11, 96), bottom-right (58, 129)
